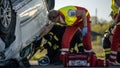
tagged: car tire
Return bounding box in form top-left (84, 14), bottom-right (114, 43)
top-left (0, 0), bottom-right (16, 48)
top-left (45, 0), bottom-right (55, 11)
top-left (5, 59), bottom-right (19, 67)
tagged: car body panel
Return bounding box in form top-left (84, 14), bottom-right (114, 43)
top-left (0, 0), bottom-right (52, 63)
top-left (14, 0), bottom-right (49, 51)
top-left (16, 0), bottom-right (48, 47)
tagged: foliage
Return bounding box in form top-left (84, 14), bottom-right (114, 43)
top-left (91, 20), bottom-right (113, 36)
top-left (91, 20), bottom-right (113, 58)
top-left (92, 36), bottom-right (101, 45)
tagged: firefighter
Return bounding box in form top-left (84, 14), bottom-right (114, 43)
top-left (109, 0), bottom-right (120, 65)
top-left (103, 11), bottom-right (115, 59)
top-left (47, 5), bottom-right (93, 53)
top-left (103, 11), bottom-right (120, 63)
top-left (43, 24), bottom-right (65, 65)
top-left (37, 23), bottom-right (64, 65)
top-left (39, 23), bottom-right (84, 65)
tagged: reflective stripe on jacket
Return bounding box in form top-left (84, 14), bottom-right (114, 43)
top-left (58, 6), bottom-right (89, 26)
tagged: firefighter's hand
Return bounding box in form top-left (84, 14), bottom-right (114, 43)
top-left (82, 26), bottom-right (87, 36)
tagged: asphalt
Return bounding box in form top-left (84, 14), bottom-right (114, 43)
top-left (29, 61), bottom-right (120, 68)
top-left (30, 65), bottom-right (64, 68)
top-left (29, 65), bottom-right (120, 68)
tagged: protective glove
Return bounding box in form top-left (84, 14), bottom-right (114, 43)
top-left (82, 26), bottom-right (88, 36)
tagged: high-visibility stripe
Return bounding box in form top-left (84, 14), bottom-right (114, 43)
top-left (110, 55), bottom-right (116, 59)
top-left (78, 19), bottom-right (83, 22)
top-left (77, 11), bottom-right (88, 23)
top-left (70, 48), bottom-right (74, 53)
top-left (84, 49), bottom-right (93, 52)
top-left (104, 48), bottom-right (111, 53)
top-left (74, 11), bottom-right (89, 24)
top-left (61, 48), bottom-right (69, 51)
top-left (61, 51), bottom-right (66, 55)
top-left (111, 51), bottom-right (117, 54)
top-left (105, 48), bottom-right (111, 51)
top-left (105, 51), bottom-right (111, 54)
top-left (86, 11), bottom-right (89, 16)
top-left (78, 43), bottom-right (83, 47)
top-left (48, 41), bottom-right (52, 47)
top-left (50, 36), bottom-right (52, 40)
top-left (53, 44), bottom-right (59, 50)
top-left (53, 35), bottom-right (59, 41)
top-left (56, 23), bottom-right (64, 26)
top-left (49, 32), bottom-right (53, 35)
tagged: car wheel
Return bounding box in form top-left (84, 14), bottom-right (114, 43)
top-left (0, 0), bottom-right (16, 48)
top-left (45, 0), bottom-right (55, 11)
top-left (5, 59), bottom-right (19, 67)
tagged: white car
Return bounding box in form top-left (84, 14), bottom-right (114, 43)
top-left (0, 0), bottom-right (54, 67)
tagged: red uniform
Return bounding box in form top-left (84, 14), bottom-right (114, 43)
top-left (110, 16), bottom-right (120, 62)
top-left (110, 0), bottom-right (120, 64)
top-left (57, 6), bottom-right (92, 52)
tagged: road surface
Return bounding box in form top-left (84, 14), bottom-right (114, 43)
top-left (29, 61), bottom-right (120, 68)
